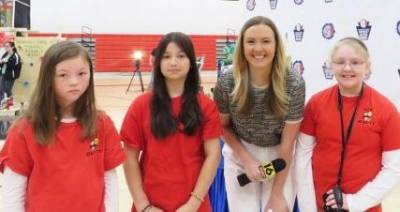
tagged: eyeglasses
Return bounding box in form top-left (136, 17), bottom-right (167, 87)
top-left (331, 60), bottom-right (366, 70)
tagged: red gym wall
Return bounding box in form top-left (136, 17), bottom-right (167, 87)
top-left (28, 33), bottom-right (229, 72)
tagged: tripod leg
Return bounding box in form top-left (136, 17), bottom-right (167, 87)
top-left (125, 70), bottom-right (137, 94)
top-left (138, 70), bottom-right (144, 92)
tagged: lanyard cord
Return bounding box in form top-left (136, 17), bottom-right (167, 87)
top-left (336, 85), bottom-right (364, 186)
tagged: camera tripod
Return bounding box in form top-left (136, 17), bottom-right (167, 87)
top-left (125, 60), bottom-right (145, 94)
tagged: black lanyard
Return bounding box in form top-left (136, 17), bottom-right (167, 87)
top-left (336, 85), bottom-right (364, 186)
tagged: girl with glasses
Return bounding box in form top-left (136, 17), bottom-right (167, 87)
top-left (295, 37), bottom-right (400, 212)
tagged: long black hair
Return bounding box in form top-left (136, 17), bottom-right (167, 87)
top-left (151, 32), bottom-right (202, 139)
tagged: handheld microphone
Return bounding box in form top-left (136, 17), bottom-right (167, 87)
top-left (237, 158), bottom-right (286, 187)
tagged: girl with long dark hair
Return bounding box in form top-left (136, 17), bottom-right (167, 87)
top-left (121, 32), bottom-right (221, 212)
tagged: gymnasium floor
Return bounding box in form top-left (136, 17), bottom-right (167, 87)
top-left (0, 72), bottom-right (399, 211)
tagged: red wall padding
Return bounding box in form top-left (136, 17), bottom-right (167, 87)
top-left (95, 35), bottom-right (162, 72)
top-left (27, 33), bottom-right (225, 72)
top-left (94, 34), bottom-right (220, 72)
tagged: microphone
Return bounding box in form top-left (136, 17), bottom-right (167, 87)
top-left (237, 158), bottom-right (286, 187)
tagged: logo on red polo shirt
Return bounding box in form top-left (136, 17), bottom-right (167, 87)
top-left (359, 108), bottom-right (374, 124)
top-left (90, 138), bottom-right (99, 150)
top-left (87, 138), bottom-right (101, 156)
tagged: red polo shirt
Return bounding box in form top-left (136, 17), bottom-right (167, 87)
top-left (0, 114), bottom-right (125, 212)
top-left (301, 84), bottom-right (400, 212)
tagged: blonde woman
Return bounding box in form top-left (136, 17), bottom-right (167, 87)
top-left (214, 16), bottom-right (305, 212)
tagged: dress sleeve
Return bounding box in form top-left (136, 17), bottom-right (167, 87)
top-left (213, 70), bottom-right (232, 114)
top-left (286, 73), bottom-right (306, 122)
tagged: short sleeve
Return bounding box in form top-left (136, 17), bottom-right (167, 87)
top-left (120, 97), bottom-right (146, 151)
top-left (300, 97), bottom-right (316, 136)
top-left (286, 73), bottom-right (306, 121)
top-left (102, 115), bottom-right (126, 170)
top-left (213, 71), bottom-right (232, 114)
top-left (0, 138), bottom-right (10, 172)
top-left (381, 107), bottom-right (400, 151)
top-left (1, 123), bottom-right (33, 176)
top-left (201, 97), bottom-right (223, 141)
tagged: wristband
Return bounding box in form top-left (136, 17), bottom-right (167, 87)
top-left (141, 204), bottom-right (153, 212)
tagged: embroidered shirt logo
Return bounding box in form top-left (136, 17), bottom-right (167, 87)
top-left (90, 138), bottom-right (99, 151)
top-left (362, 109), bottom-right (372, 122)
top-left (87, 138), bottom-right (101, 156)
top-left (359, 108), bottom-right (374, 124)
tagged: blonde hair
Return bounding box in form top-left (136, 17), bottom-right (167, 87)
top-left (231, 16), bottom-right (288, 117)
top-left (329, 37), bottom-right (370, 62)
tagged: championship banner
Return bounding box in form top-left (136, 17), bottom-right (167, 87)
top-left (14, 37), bottom-right (58, 104)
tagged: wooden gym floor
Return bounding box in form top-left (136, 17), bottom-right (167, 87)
top-left (0, 71), bottom-right (399, 211)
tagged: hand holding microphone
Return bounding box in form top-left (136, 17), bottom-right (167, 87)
top-left (237, 158), bottom-right (286, 187)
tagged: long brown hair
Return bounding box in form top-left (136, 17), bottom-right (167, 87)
top-left (231, 16), bottom-right (289, 117)
top-left (25, 41), bottom-right (97, 145)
